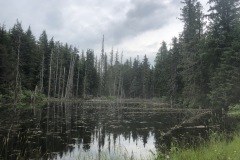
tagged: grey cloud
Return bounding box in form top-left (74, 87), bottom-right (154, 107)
top-left (106, 0), bottom-right (180, 45)
top-left (127, 0), bottom-right (162, 18)
top-left (0, 0), bottom-right (185, 55)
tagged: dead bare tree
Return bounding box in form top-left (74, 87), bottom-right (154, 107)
top-left (117, 51), bottom-right (123, 98)
top-left (83, 69), bottom-right (87, 99)
top-left (14, 36), bottom-right (22, 105)
top-left (48, 49), bottom-right (53, 99)
top-left (61, 67), bottom-right (66, 99)
top-left (54, 46), bottom-right (59, 97)
top-left (40, 50), bottom-right (44, 93)
top-left (113, 50), bottom-right (118, 96)
top-left (58, 58), bottom-right (63, 98)
top-left (99, 35), bottom-right (104, 95)
top-left (76, 58), bottom-right (80, 97)
top-left (65, 53), bottom-right (76, 98)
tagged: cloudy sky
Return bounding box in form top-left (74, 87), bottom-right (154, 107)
top-left (0, 0), bottom-right (209, 63)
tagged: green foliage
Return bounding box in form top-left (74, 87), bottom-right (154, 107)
top-left (19, 90), bottom-right (45, 103)
top-left (0, 90), bottom-right (14, 103)
top-left (0, 89), bottom-right (45, 105)
top-left (20, 90), bottom-right (33, 102)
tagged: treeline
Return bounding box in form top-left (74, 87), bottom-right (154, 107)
top-left (0, 22), bottom-right (153, 102)
top-left (154, 0), bottom-right (240, 109)
top-left (0, 0), bottom-right (240, 109)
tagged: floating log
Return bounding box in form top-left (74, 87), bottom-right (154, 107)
top-left (161, 111), bottom-right (213, 137)
top-left (184, 125), bottom-right (220, 129)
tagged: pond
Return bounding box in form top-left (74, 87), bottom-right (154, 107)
top-left (0, 102), bottom-right (218, 159)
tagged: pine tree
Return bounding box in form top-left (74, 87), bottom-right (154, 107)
top-left (179, 0), bottom-right (205, 107)
top-left (38, 30), bottom-right (49, 93)
top-left (0, 24), bottom-right (14, 95)
top-left (207, 0), bottom-right (240, 108)
top-left (11, 21), bottom-right (24, 104)
top-left (84, 49), bottom-right (98, 97)
top-left (122, 59), bottom-right (132, 97)
top-left (21, 26), bottom-right (39, 90)
top-left (130, 76), bottom-right (139, 98)
top-left (154, 41), bottom-right (170, 98)
top-left (206, 0), bottom-right (240, 71)
top-left (168, 37), bottom-right (182, 107)
top-left (131, 57), bottom-right (141, 97)
top-left (141, 55), bottom-right (151, 99)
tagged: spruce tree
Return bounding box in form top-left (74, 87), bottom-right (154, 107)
top-left (154, 41), bottom-right (169, 98)
top-left (207, 0), bottom-right (240, 108)
top-left (141, 55), bottom-right (151, 99)
top-left (168, 37), bottom-right (182, 107)
top-left (0, 25), bottom-right (14, 94)
top-left (179, 0), bottom-right (205, 107)
top-left (38, 30), bottom-right (49, 93)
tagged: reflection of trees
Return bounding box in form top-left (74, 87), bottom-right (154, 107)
top-left (0, 102), bottom-right (193, 160)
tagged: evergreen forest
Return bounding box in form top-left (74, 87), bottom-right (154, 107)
top-left (0, 0), bottom-right (240, 110)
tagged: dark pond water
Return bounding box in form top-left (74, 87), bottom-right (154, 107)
top-left (0, 102), bottom-right (218, 159)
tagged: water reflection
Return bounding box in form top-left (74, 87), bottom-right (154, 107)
top-left (0, 102), bottom-right (211, 159)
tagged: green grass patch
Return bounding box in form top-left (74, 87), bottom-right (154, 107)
top-left (155, 133), bottom-right (240, 160)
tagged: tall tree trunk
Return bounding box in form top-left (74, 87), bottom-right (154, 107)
top-left (54, 48), bottom-right (59, 97)
top-left (65, 54), bottom-right (76, 98)
top-left (99, 35), bottom-right (104, 96)
top-left (109, 48), bottom-right (113, 96)
top-left (58, 59), bottom-right (63, 98)
top-left (48, 50), bottom-right (53, 99)
top-left (14, 36), bottom-right (21, 105)
top-left (117, 52), bottom-right (123, 97)
top-left (76, 61), bottom-right (80, 97)
top-left (61, 67), bottom-right (65, 99)
top-left (83, 69), bottom-right (87, 99)
top-left (40, 51), bottom-right (44, 93)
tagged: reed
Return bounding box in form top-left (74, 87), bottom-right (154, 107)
top-left (155, 132), bottom-right (240, 160)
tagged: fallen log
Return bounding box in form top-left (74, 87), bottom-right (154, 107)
top-left (161, 111), bottom-right (212, 137)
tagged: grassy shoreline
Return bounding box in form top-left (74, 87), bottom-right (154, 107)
top-left (154, 107), bottom-right (240, 160)
top-left (154, 133), bottom-right (240, 160)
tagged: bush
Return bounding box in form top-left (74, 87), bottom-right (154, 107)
top-left (229, 104), bottom-right (240, 111)
top-left (228, 104), bottom-right (240, 118)
top-left (20, 90), bottom-right (46, 103)
top-left (20, 90), bottom-right (33, 102)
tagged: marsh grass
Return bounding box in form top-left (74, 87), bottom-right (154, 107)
top-left (0, 125), bottom-right (43, 160)
top-left (153, 105), bottom-right (240, 160)
top-left (155, 132), bottom-right (240, 160)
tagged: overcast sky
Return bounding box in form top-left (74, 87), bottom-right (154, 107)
top-left (0, 0), bottom-right (209, 63)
